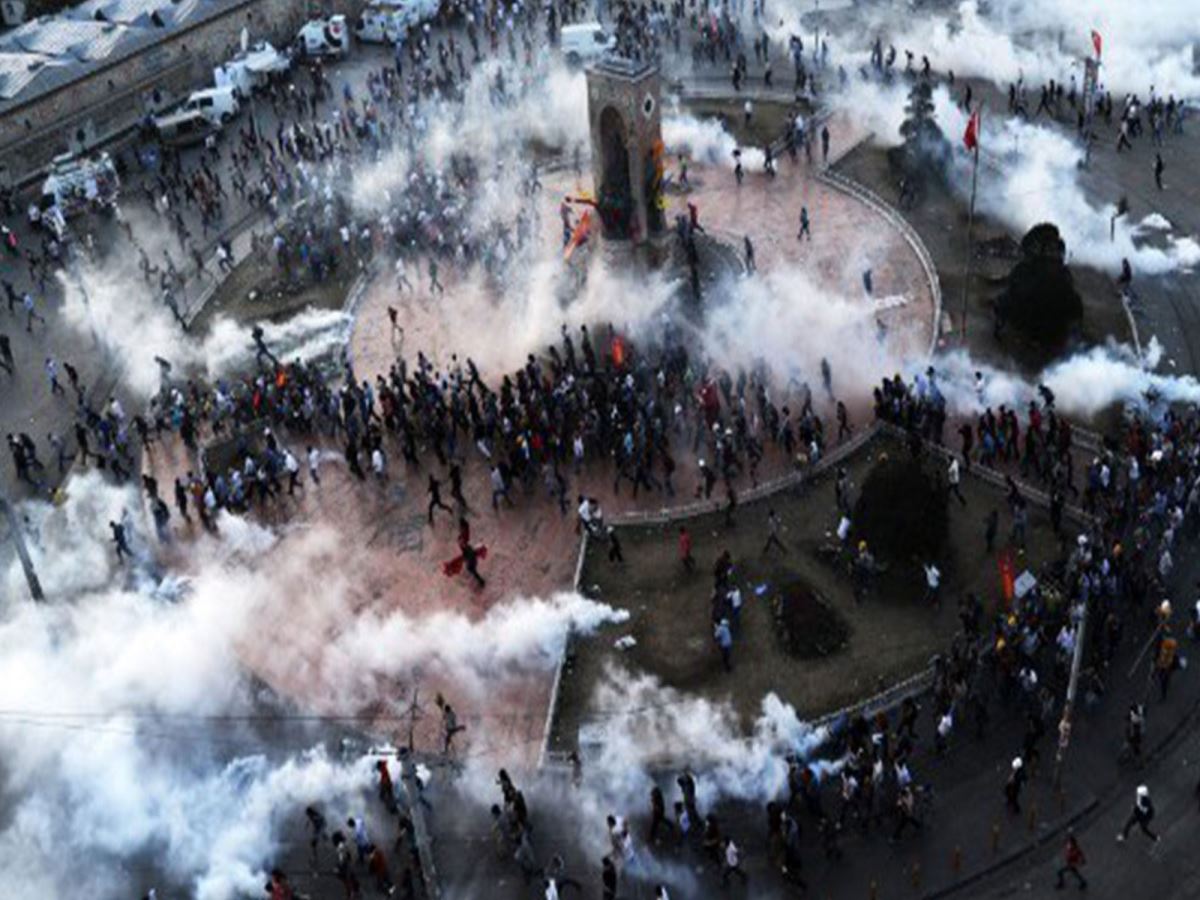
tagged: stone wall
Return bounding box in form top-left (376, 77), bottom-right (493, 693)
top-left (0, 0), bottom-right (367, 186)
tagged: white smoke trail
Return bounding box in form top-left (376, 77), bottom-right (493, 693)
top-left (201, 307), bottom-right (353, 376)
top-left (920, 336), bottom-right (1198, 418)
top-left (663, 114), bottom-right (766, 170)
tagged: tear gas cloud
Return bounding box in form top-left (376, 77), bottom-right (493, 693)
top-left (935, 96), bottom-right (1200, 275)
top-left (790, 0), bottom-right (1200, 98)
top-left (350, 58), bottom-right (589, 217)
top-left (698, 263), bottom-right (914, 402)
top-left (57, 258), bottom-right (353, 398)
top-left (0, 474), bottom-right (628, 898)
top-left (926, 336), bottom-right (1200, 420)
top-left (462, 666), bottom-right (837, 823)
top-left (663, 112), bottom-right (767, 170)
top-left (831, 78), bottom-right (1199, 276)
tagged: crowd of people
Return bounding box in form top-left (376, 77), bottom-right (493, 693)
top-left (3, 3), bottom-right (1199, 899)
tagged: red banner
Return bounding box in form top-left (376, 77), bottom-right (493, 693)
top-left (998, 548), bottom-right (1015, 604)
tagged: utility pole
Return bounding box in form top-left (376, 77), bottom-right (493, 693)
top-left (961, 105), bottom-right (982, 341)
top-left (0, 488), bottom-right (44, 601)
top-left (402, 678), bottom-right (425, 753)
top-left (1054, 596), bottom-right (1089, 789)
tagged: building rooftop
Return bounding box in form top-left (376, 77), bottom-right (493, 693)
top-left (0, 0), bottom-right (235, 109)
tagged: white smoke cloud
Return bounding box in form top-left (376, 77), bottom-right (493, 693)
top-left (0, 473), bottom-right (627, 898)
top-left (920, 335), bottom-right (1198, 419)
top-left (842, 0), bottom-right (1200, 98)
top-left (663, 113), bottom-right (766, 170)
top-left (698, 263), bottom-right (911, 401)
top-left (830, 77), bottom-right (1199, 276)
top-left (57, 255), bottom-right (354, 399)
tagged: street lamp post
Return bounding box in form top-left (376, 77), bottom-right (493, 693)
top-left (0, 486), bottom-right (44, 601)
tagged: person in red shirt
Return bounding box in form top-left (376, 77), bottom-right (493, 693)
top-left (1055, 829), bottom-right (1087, 890)
top-left (376, 760), bottom-right (396, 813)
top-left (679, 527), bottom-right (695, 571)
top-left (265, 869), bottom-right (295, 900)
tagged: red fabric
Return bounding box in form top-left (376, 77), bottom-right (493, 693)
top-left (998, 548), bottom-right (1015, 603)
top-left (1065, 839), bottom-right (1085, 867)
top-left (679, 531), bottom-right (692, 559)
top-left (611, 336), bottom-right (626, 368)
top-left (376, 761), bottom-right (393, 792)
top-left (1091, 30), bottom-right (1102, 58)
top-left (442, 545), bottom-right (489, 577)
top-left (963, 111), bottom-right (980, 151)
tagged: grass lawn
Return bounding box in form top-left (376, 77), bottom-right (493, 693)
top-left (548, 430), bottom-right (1069, 753)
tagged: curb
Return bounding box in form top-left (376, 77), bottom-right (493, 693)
top-left (922, 796), bottom-right (1099, 899)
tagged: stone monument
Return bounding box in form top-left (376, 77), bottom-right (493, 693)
top-left (585, 56), bottom-right (666, 244)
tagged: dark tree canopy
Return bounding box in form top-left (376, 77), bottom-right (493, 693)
top-left (889, 80), bottom-right (951, 181)
top-left (998, 222), bottom-right (1083, 350)
top-left (852, 454), bottom-right (948, 562)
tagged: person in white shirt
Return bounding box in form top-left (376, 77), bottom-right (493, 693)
top-left (283, 449), bottom-right (301, 494)
top-left (307, 446), bottom-right (321, 484)
top-left (721, 837), bottom-right (747, 884)
top-left (923, 562), bottom-right (941, 608)
top-left (947, 457), bottom-right (966, 505)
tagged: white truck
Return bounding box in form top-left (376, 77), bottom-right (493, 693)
top-left (213, 41), bottom-right (290, 96)
top-left (354, 0), bottom-right (440, 43)
top-left (296, 15), bottom-right (351, 59)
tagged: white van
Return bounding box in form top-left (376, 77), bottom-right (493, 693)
top-left (183, 86), bottom-right (241, 126)
top-left (355, 0), bottom-right (438, 43)
top-left (296, 15), bottom-right (351, 59)
top-left (561, 23), bottom-right (614, 67)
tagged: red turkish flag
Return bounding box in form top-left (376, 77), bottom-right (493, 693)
top-left (963, 110), bottom-right (980, 151)
top-left (1091, 29), bottom-right (1102, 58)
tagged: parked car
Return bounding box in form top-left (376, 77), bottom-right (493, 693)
top-left (182, 86), bottom-right (241, 126)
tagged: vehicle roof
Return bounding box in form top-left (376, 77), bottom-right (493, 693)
top-left (189, 85), bottom-right (236, 97)
top-left (154, 107), bottom-right (209, 127)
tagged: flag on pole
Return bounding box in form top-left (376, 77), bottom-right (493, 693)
top-left (963, 110), bottom-right (980, 151)
top-left (1090, 29), bottom-right (1102, 59)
